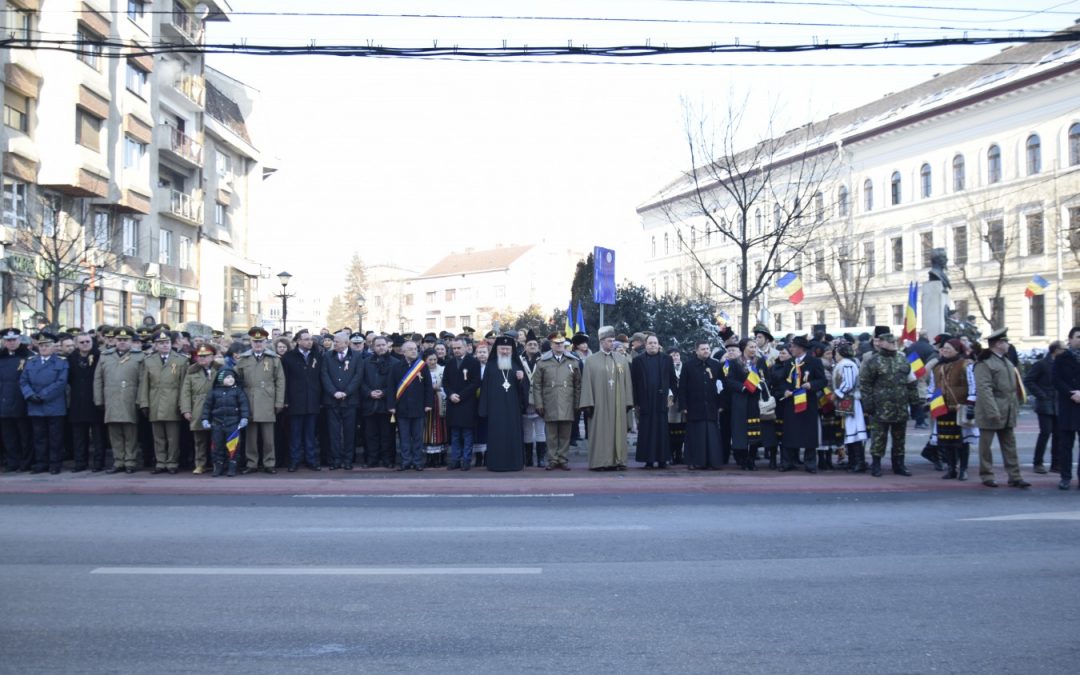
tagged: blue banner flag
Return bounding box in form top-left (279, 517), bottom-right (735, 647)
top-left (593, 247), bottom-right (616, 305)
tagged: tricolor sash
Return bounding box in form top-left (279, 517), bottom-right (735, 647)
top-left (396, 359), bottom-right (426, 400)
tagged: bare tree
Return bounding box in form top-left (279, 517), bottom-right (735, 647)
top-left (659, 96), bottom-right (837, 336)
top-left (958, 215), bottom-right (1016, 329)
top-left (817, 235), bottom-right (874, 327)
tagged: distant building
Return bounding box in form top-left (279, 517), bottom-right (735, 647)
top-left (637, 25), bottom-right (1080, 347)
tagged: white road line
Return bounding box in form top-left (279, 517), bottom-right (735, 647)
top-left (961, 511), bottom-right (1080, 522)
top-left (262, 525), bottom-right (651, 534)
top-left (291, 493), bottom-right (576, 499)
top-left (91, 567), bottom-right (543, 576)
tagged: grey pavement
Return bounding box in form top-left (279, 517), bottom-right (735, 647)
top-left (1, 490), bottom-right (1079, 674)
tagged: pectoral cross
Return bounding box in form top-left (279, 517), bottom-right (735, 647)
top-left (502, 380), bottom-right (511, 392)
top-left (608, 378), bottom-right (615, 388)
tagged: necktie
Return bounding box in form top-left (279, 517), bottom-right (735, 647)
top-left (339, 352), bottom-right (344, 362)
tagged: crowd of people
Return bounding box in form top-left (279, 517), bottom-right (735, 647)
top-left (1, 317), bottom-right (1078, 489)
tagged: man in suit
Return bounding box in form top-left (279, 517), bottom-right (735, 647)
top-left (321, 331), bottom-right (362, 470)
top-left (1054, 326), bottom-right (1080, 490)
top-left (779, 335), bottom-right (828, 473)
top-left (67, 332), bottom-right (106, 472)
top-left (282, 329), bottom-right (323, 471)
top-left (360, 335), bottom-right (396, 468)
top-left (389, 340), bottom-right (434, 471)
top-left (442, 336), bottom-right (480, 470)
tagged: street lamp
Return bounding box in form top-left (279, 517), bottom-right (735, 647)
top-left (356, 294), bottom-right (366, 334)
top-left (275, 271), bottom-right (294, 332)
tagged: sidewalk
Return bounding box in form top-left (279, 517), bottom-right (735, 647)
top-left (0, 416), bottom-right (1060, 496)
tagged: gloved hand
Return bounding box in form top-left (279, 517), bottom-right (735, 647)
top-left (965, 404), bottom-right (975, 420)
top-left (238, 418), bottom-right (249, 429)
top-left (139, 407), bottom-right (149, 418)
top-left (201, 420), bottom-right (211, 430)
top-left (28, 395), bottom-right (43, 404)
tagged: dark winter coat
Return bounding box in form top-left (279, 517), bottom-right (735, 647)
top-left (442, 353), bottom-right (480, 428)
top-left (1052, 348), bottom-right (1080, 432)
top-left (678, 357), bottom-right (722, 422)
top-left (321, 348), bottom-right (363, 407)
top-left (0, 346), bottom-right (31, 418)
top-left (281, 346), bottom-right (323, 415)
top-left (67, 349), bottom-right (103, 424)
top-left (359, 353), bottom-right (395, 416)
top-left (1023, 354), bottom-right (1056, 417)
top-left (20, 354), bottom-right (69, 417)
top-left (389, 358), bottom-right (435, 419)
top-left (201, 370), bottom-right (251, 431)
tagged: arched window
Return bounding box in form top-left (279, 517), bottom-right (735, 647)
top-left (890, 171), bottom-right (902, 205)
top-left (837, 185), bottom-right (849, 217)
top-left (953, 154), bottom-right (965, 191)
top-left (919, 163), bottom-right (932, 198)
top-left (987, 144), bottom-right (1002, 184)
top-left (754, 208), bottom-right (762, 235)
top-left (650, 236), bottom-right (656, 258)
top-left (773, 203), bottom-right (782, 227)
top-left (863, 179), bottom-right (874, 211)
top-left (1070, 123), bottom-right (1080, 166)
top-left (663, 232), bottom-right (669, 255)
top-left (814, 191), bottom-right (824, 222)
top-left (690, 225), bottom-right (697, 247)
top-left (1026, 134), bottom-right (1041, 175)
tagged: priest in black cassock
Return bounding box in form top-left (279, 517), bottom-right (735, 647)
top-left (678, 340), bottom-right (724, 469)
top-left (478, 335), bottom-right (527, 472)
top-left (631, 335), bottom-right (676, 468)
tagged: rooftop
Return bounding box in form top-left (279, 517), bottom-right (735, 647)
top-left (419, 245), bottom-right (534, 278)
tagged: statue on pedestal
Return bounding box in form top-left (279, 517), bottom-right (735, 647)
top-left (928, 248), bottom-right (952, 291)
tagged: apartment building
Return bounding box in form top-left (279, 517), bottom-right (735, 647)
top-left (637, 25), bottom-right (1080, 348)
top-left (1, 0), bottom-right (270, 333)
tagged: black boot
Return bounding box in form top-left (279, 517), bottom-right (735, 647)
top-left (921, 444), bottom-right (943, 471)
top-left (524, 443), bottom-right (533, 467)
top-left (477, 451), bottom-right (485, 467)
top-left (779, 448), bottom-right (795, 472)
top-left (892, 453), bottom-right (912, 476)
top-left (805, 449), bottom-right (818, 474)
top-left (817, 451), bottom-right (829, 471)
top-left (957, 443), bottom-right (970, 481)
top-left (942, 446), bottom-right (958, 479)
top-left (536, 442), bottom-right (547, 468)
top-left (871, 455), bottom-right (882, 477)
top-left (227, 460), bottom-right (237, 477)
top-left (767, 448), bottom-right (777, 470)
top-left (212, 462), bottom-right (223, 477)
top-left (733, 448), bottom-right (747, 470)
top-left (850, 443), bottom-right (868, 473)
top-left (746, 449), bottom-right (757, 471)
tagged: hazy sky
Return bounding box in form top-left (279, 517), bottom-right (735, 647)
top-left (203, 0), bottom-right (1079, 301)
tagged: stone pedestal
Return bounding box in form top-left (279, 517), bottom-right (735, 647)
top-left (922, 280), bottom-right (949, 339)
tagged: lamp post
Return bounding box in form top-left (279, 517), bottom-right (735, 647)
top-left (356, 294), bottom-right (366, 334)
top-left (275, 271), bottom-right (294, 333)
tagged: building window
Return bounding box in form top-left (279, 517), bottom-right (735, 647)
top-left (987, 219), bottom-right (1005, 257)
top-left (890, 171), bottom-right (902, 205)
top-left (953, 225), bottom-right (968, 266)
top-left (42, 194), bottom-right (59, 237)
top-left (3, 88), bottom-right (29, 132)
top-left (814, 192), bottom-right (825, 223)
top-left (425, 318), bottom-right (436, 330)
top-left (675, 273), bottom-right (683, 296)
top-left (1, 176), bottom-right (29, 229)
top-left (445, 289), bottom-right (456, 302)
top-left (214, 202), bottom-right (227, 231)
top-left (425, 291), bottom-right (436, 303)
top-left (920, 163), bottom-right (932, 198)
top-left (719, 265), bottom-right (728, 289)
top-left (494, 286), bottom-right (506, 299)
top-left (920, 231), bottom-right (934, 268)
top-left (650, 236), bottom-right (656, 258)
top-left (92, 211), bottom-right (110, 249)
top-left (77, 27), bottom-right (103, 70)
top-left (5, 7), bottom-right (33, 41)
top-left (179, 235), bottom-right (192, 269)
top-left (663, 275), bottom-right (669, 296)
top-left (1069, 206), bottom-right (1080, 252)
top-left (754, 208), bottom-right (762, 235)
top-left (991, 297), bottom-right (1005, 329)
top-left (837, 185), bottom-right (849, 217)
top-left (159, 229), bottom-right (173, 265)
top-left (127, 1), bottom-right (145, 20)
top-left (814, 249), bottom-right (825, 282)
top-left (953, 154), bottom-right (965, 191)
top-left (865, 307), bottom-right (876, 326)
top-left (1026, 134), bottom-right (1041, 175)
top-left (891, 237), bottom-right (903, 271)
top-left (690, 225), bottom-right (697, 248)
top-left (773, 203), bottom-right (782, 227)
top-left (403, 294), bottom-right (413, 306)
top-left (76, 108), bottom-right (103, 151)
top-left (794, 311), bottom-right (803, 330)
top-left (121, 216), bottom-right (138, 256)
top-left (1073, 292), bottom-right (1080, 328)
top-left (123, 136), bottom-right (147, 170)
top-left (216, 151), bottom-right (232, 179)
top-left (863, 179), bottom-right (873, 211)
top-left (445, 316), bottom-right (457, 330)
top-left (1070, 123), bottom-right (1080, 167)
top-left (863, 241), bottom-right (875, 277)
top-left (1030, 295), bottom-right (1046, 336)
top-left (663, 232), bottom-right (669, 255)
top-left (816, 310), bottom-right (826, 325)
top-left (1026, 212), bottom-right (1044, 255)
top-left (892, 304), bottom-right (904, 325)
top-left (125, 61), bottom-right (148, 98)
top-left (987, 144), bottom-right (1002, 184)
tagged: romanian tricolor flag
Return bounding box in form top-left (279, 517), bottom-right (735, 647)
top-left (395, 358), bottom-right (426, 400)
top-left (718, 310), bottom-right (731, 326)
top-left (564, 301), bottom-right (575, 339)
top-left (818, 386), bottom-right (834, 412)
top-left (907, 351), bottom-right (927, 379)
top-left (225, 426), bottom-right (241, 460)
top-left (929, 389), bottom-right (948, 418)
top-left (902, 282), bottom-right (918, 343)
top-left (777, 272), bottom-right (804, 305)
top-left (1024, 274), bottom-right (1050, 298)
top-left (744, 366), bottom-right (761, 393)
top-left (793, 388), bottom-right (808, 413)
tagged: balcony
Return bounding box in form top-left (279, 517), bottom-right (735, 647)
top-left (162, 7), bottom-right (204, 45)
top-left (173, 73), bottom-right (205, 108)
top-left (157, 125), bottom-right (203, 168)
top-left (164, 189), bottom-right (204, 225)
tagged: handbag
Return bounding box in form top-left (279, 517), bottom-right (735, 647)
top-left (835, 397), bottom-right (855, 416)
top-left (758, 380), bottom-right (777, 421)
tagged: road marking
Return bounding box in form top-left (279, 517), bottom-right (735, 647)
top-left (961, 511), bottom-right (1080, 522)
top-left (91, 567), bottom-right (543, 576)
top-left (262, 525), bottom-right (651, 534)
top-left (291, 493), bottom-right (576, 499)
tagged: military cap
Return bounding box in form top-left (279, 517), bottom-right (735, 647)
top-left (152, 330), bottom-right (172, 343)
top-left (571, 332), bottom-right (590, 346)
top-left (422, 332), bottom-right (437, 342)
top-left (484, 330), bottom-right (497, 340)
top-left (438, 331), bottom-right (454, 340)
top-left (195, 345), bottom-right (216, 357)
top-left (248, 326), bottom-right (270, 340)
top-left (986, 327), bottom-right (1009, 344)
top-left (32, 331), bottom-right (57, 344)
top-left (114, 326), bottom-right (136, 339)
top-left (1, 328), bottom-right (21, 339)
top-left (211, 329), bottom-right (225, 338)
top-left (96, 324), bottom-right (112, 336)
top-left (153, 323), bottom-right (172, 333)
top-left (136, 328), bottom-right (152, 340)
top-left (462, 326), bottom-right (476, 335)
top-left (349, 332), bottom-right (365, 344)
top-left (877, 333), bottom-right (899, 349)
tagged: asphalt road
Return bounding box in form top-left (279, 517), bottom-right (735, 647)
top-left (1, 491), bottom-right (1078, 674)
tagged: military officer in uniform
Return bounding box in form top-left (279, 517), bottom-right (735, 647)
top-left (94, 327), bottom-right (145, 474)
top-left (0, 328), bottom-right (33, 472)
top-left (859, 333), bottom-right (921, 477)
top-left (974, 328), bottom-right (1031, 488)
top-left (20, 331), bottom-right (69, 474)
top-left (532, 334), bottom-right (581, 470)
top-left (138, 330), bottom-right (188, 474)
top-left (180, 345), bottom-right (220, 474)
top-left (234, 326), bottom-right (285, 474)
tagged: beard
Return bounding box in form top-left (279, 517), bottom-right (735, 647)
top-left (497, 354), bottom-right (512, 371)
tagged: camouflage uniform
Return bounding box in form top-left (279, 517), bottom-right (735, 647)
top-left (859, 347), bottom-right (921, 474)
